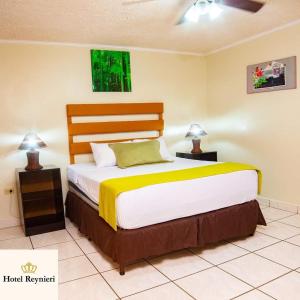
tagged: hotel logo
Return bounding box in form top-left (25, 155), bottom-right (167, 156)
top-left (0, 250), bottom-right (58, 299)
top-left (21, 262), bottom-right (37, 274)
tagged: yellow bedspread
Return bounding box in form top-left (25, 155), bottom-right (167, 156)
top-left (99, 162), bottom-right (262, 231)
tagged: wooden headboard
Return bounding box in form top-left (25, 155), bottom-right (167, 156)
top-left (66, 103), bottom-right (164, 164)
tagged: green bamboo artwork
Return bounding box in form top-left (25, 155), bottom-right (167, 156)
top-left (90, 49), bottom-right (132, 92)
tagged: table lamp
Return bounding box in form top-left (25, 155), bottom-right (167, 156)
top-left (18, 132), bottom-right (47, 171)
top-left (185, 124), bottom-right (207, 154)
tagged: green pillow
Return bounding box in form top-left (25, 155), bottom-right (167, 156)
top-left (109, 140), bottom-right (166, 168)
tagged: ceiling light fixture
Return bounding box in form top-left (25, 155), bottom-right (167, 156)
top-left (184, 0), bottom-right (223, 23)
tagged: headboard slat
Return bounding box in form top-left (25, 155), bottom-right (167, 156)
top-left (69, 120), bottom-right (163, 135)
top-left (67, 103), bottom-right (163, 117)
top-left (66, 102), bottom-right (164, 164)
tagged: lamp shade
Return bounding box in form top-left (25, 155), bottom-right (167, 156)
top-left (185, 124), bottom-right (207, 139)
top-left (18, 133), bottom-right (47, 151)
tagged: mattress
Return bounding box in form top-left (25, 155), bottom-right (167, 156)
top-left (67, 157), bottom-right (258, 230)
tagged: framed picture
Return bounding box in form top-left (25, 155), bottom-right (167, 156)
top-left (247, 56), bottom-right (297, 94)
top-left (91, 49), bottom-right (132, 92)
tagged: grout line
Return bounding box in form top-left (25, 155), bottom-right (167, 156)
top-left (83, 253), bottom-right (121, 300)
top-left (59, 273), bottom-right (99, 285)
top-left (264, 214), bottom-right (298, 223)
top-left (229, 289), bottom-right (255, 300)
top-left (263, 206), bottom-right (298, 214)
top-left (193, 248), bottom-right (252, 268)
top-left (252, 252), bottom-right (293, 271)
top-left (276, 220), bottom-right (300, 229)
top-left (120, 281), bottom-right (175, 300)
top-left (145, 258), bottom-right (198, 300)
top-left (256, 229), bottom-right (300, 242)
top-left (28, 236), bottom-right (34, 249)
top-left (56, 254), bottom-right (85, 262)
top-left (68, 230), bottom-right (121, 300)
top-left (256, 289), bottom-right (278, 300)
top-left (229, 238), bottom-right (283, 254)
top-left (230, 288), bottom-right (277, 300)
top-left (31, 238), bottom-right (74, 249)
top-left (255, 269), bottom-right (295, 290)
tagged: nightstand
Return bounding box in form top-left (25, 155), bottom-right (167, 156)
top-left (16, 165), bottom-right (65, 236)
top-left (176, 151), bottom-right (218, 162)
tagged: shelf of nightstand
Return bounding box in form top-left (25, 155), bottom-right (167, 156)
top-left (16, 166), bottom-right (65, 236)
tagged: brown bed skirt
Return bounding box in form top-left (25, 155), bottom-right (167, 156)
top-left (65, 191), bottom-right (266, 274)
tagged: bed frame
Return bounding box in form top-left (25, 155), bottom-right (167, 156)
top-left (65, 102), bottom-right (266, 275)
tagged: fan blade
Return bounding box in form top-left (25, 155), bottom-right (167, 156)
top-left (175, 1), bottom-right (195, 25)
top-left (220, 0), bottom-right (265, 13)
top-left (122, 0), bottom-right (157, 5)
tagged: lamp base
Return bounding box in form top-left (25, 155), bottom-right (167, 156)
top-left (25, 150), bottom-right (43, 171)
top-left (191, 139), bottom-right (203, 154)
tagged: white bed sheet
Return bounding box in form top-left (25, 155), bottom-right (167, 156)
top-left (67, 157), bottom-right (258, 229)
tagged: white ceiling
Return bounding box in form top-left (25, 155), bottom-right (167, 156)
top-left (1, 0), bottom-right (300, 54)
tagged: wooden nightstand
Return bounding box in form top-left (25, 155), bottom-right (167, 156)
top-left (16, 165), bottom-right (65, 236)
top-left (176, 151), bottom-right (218, 162)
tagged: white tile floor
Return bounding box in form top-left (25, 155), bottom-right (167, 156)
top-left (1, 205), bottom-right (300, 299)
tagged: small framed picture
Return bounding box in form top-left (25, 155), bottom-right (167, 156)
top-left (247, 56), bottom-right (297, 94)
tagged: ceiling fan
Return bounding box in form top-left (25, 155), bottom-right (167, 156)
top-left (122, 0), bottom-right (265, 24)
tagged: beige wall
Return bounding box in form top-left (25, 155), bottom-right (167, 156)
top-left (206, 23), bottom-right (300, 205)
top-left (0, 43), bottom-right (207, 227)
top-left (1, 22), bottom-right (300, 228)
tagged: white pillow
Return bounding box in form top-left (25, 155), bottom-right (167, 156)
top-left (132, 137), bottom-right (173, 161)
top-left (90, 141), bottom-right (131, 167)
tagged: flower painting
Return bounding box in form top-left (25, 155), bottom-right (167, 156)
top-left (252, 61), bottom-right (286, 89)
top-left (247, 56), bottom-right (296, 94)
top-left (91, 49), bottom-right (132, 92)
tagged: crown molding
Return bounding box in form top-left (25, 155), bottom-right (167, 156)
top-left (0, 39), bottom-right (204, 57)
top-left (206, 18), bottom-right (300, 56)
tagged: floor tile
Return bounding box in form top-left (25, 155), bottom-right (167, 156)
top-left (192, 242), bottom-right (249, 265)
top-left (0, 226), bottom-right (24, 241)
top-left (256, 221), bottom-right (300, 240)
top-left (58, 255), bottom-right (97, 283)
top-left (0, 237), bottom-right (32, 249)
top-left (102, 261), bottom-right (169, 298)
top-left (260, 271), bottom-right (300, 300)
top-left (66, 226), bottom-right (85, 240)
top-left (31, 229), bottom-right (72, 248)
top-left (175, 267), bottom-right (251, 300)
top-left (257, 198), bottom-right (269, 207)
top-left (261, 207), bottom-right (294, 221)
top-left (76, 238), bottom-right (98, 254)
top-left (235, 290), bottom-right (273, 299)
top-left (231, 232), bottom-right (279, 252)
top-left (279, 214), bottom-right (300, 228)
top-left (256, 241), bottom-right (300, 269)
top-left (123, 282), bottom-right (193, 300)
top-left (286, 234), bottom-right (300, 246)
top-left (64, 217), bottom-right (76, 229)
top-left (87, 251), bottom-right (118, 273)
top-left (149, 249), bottom-right (212, 280)
top-left (270, 202), bottom-right (298, 213)
top-left (219, 253), bottom-right (289, 287)
top-left (38, 241), bottom-right (84, 261)
top-left (59, 274), bottom-right (117, 300)
top-left (259, 205), bottom-right (268, 209)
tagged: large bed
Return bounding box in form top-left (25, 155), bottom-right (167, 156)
top-left (65, 102), bottom-right (266, 275)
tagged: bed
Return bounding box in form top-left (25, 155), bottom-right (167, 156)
top-left (65, 102), bottom-right (266, 275)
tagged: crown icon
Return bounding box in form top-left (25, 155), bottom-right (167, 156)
top-left (21, 262), bottom-right (37, 274)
